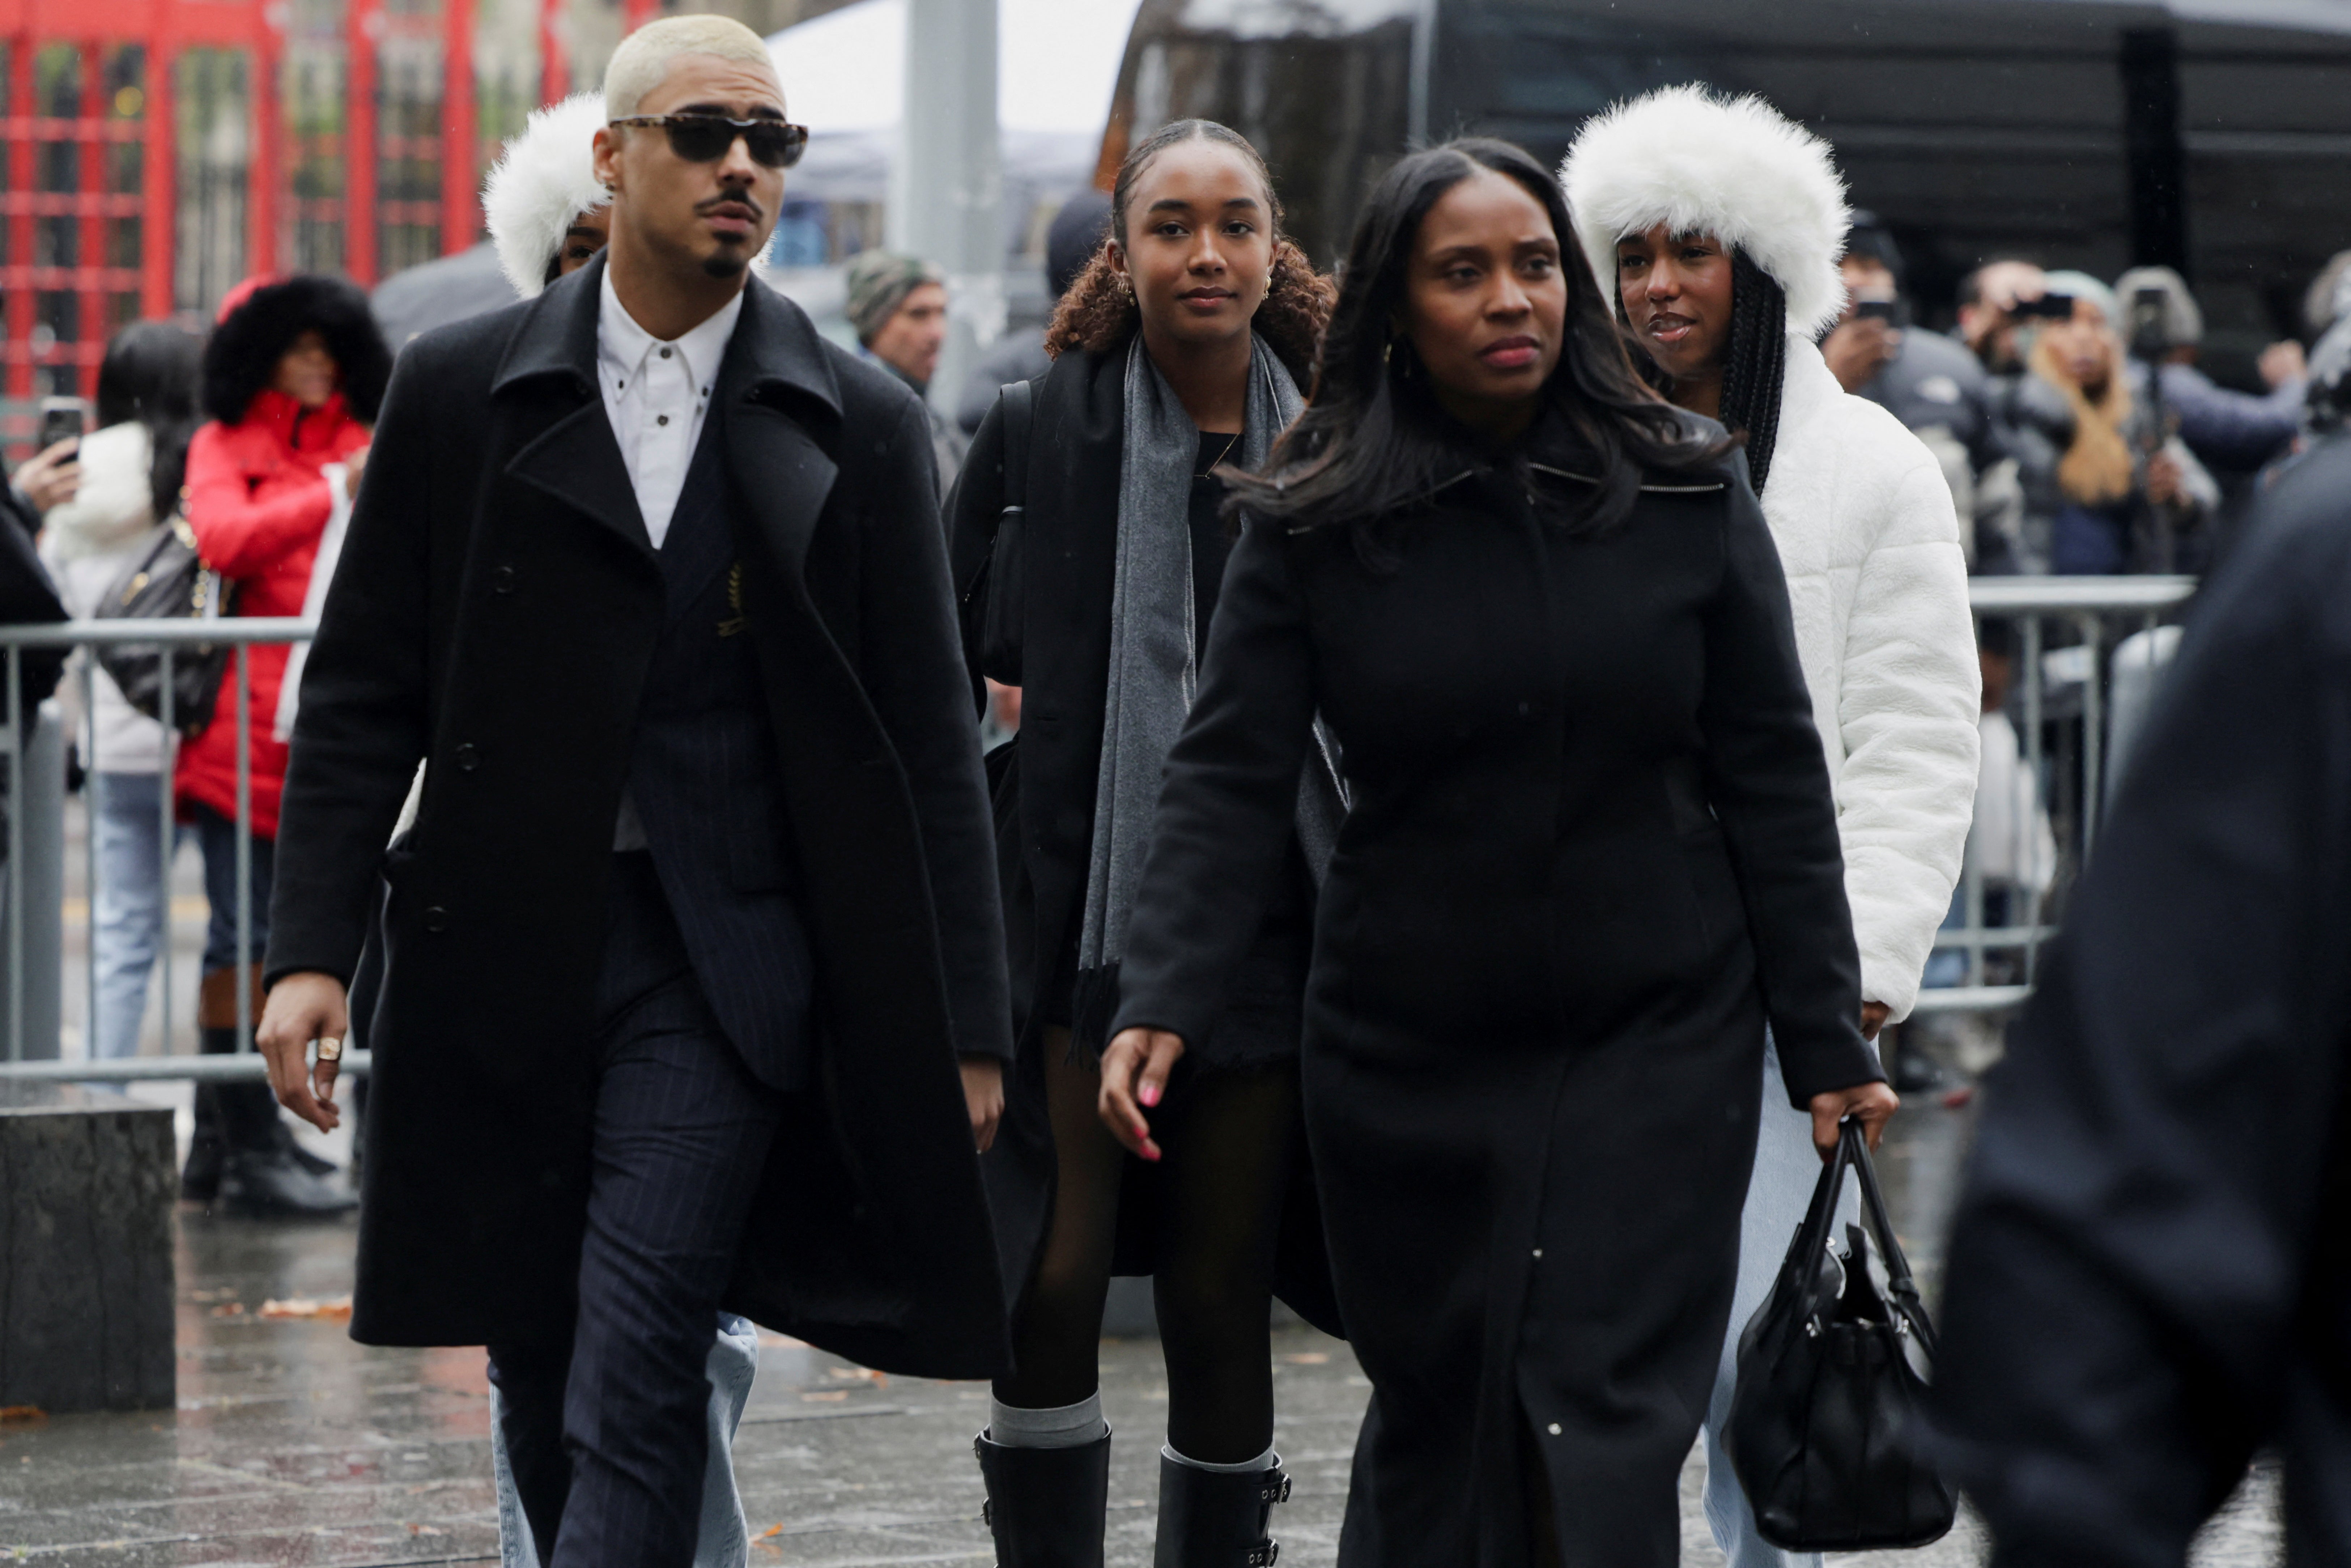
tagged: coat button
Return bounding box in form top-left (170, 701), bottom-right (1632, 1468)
top-left (492, 565), bottom-right (517, 594)
top-left (454, 743), bottom-right (481, 772)
top-left (423, 906), bottom-right (450, 933)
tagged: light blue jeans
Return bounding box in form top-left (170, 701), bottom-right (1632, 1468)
top-left (491, 1313), bottom-right (759, 1567)
top-left (1701, 1035), bottom-right (1858, 1568)
top-left (90, 772), bottom-right (183, 1061)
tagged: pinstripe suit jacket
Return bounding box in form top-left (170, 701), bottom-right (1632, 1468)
top-left (628, 423), bottom-right (816, 1091)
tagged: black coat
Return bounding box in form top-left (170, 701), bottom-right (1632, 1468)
top-left (264, 257), bottom-right (1014, 1379)
top-left (947, 345), bottom-right (1340, 1331)
top-left (1109, 424), bottom-right (1878, 1566)
top-left (1935, 433), bottom-right (2351, 1568)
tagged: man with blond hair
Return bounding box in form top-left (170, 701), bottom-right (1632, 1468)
top-left (255, 16), bottom-right (1015, 1562)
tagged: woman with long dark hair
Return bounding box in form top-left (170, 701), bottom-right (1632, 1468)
top-left (1097, 138), bottom-right (1893, 1565)
top-left (1561, 87), bottom-right (1979, 1568)
top-left (38, 322), bottom-right (203, 1062)
top-left (948, 118), bottom-right (1340, 1564)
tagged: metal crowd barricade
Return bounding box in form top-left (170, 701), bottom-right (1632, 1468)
top-left (0, 616), bottom-right (363, 1081)
top-left (1912, 575), bottom-right (2197, 1016)
top-left (0, 579), bottom-right (2202, 1073)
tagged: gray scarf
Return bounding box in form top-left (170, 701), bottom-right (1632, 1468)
top-left (1070, 333), bottom-right (1345, 1051)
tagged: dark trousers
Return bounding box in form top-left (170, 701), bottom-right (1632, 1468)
top-left (193, 803), bottom-right (274, 973)
top-left (489, 852), bottom-right (786, 1567)
top-left (191, 804), bottom-right (279, 1154)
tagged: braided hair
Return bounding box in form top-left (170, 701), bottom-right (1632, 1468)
top-left (1613, 244), bottom-right (1790, 496)
top-left (1717, 249), bottom-right (1789, 495)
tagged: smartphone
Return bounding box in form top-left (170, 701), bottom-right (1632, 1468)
top-left (1854, 298), bottom-right (1902, 326)
top-left (2011, 292), bottom-right (2075, 321)
top-left (37, 396), bottom-right (88, 454)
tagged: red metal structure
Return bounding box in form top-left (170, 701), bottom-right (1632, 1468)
top-left (0, 0), bottom-right (506, 413)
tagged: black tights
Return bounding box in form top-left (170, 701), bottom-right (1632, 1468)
top-left (994, 1027), bottom-right (1297, 1464)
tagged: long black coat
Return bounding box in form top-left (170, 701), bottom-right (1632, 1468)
top-left (1110, 424), bottom-right (1879, 1566)
top-left (946, 345), bottom-right (1339, 1331)
top-left (1935, 433), bottom-right (2351, 1568)
top-left (265, 258), bottom-right (1013, 1379)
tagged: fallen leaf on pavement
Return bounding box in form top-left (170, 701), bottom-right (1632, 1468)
top-left (0, 1407), bottom-right (46, 1427)
top-left (259, 1296), bottom-right (354, 1320)
top-left (799, 1390), bottom-right (849, 1402)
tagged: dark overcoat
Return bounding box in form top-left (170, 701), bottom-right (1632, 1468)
top-left (264, 256), bottom-right (1014, 1379)
top-left (945, 345), bottom-right (1340, 1333)
top-left (1109, 421), bottom-right (1881, 1567)
top-left (1935, 433), bottom-right (2351, 1568)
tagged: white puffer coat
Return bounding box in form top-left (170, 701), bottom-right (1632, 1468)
top-left (1766, 333), bottom-right (1980, 1020)
top-left (1563, 82), bottom-right (1981, 1021)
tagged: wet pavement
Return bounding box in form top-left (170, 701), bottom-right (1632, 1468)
top-left (0, 1094), bottom-right (2282, 1566)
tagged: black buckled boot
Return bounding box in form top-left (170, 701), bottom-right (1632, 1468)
top-left (1153, 1453), bottom-right (1290, 1568)
top-left (974, 1427), bottom-right (1112, 1568)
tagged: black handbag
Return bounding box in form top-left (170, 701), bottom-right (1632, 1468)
top-left (93, 517), bottom-right (232, 736)
top-left (1727, 1118), bottom-right (1958, 1551)
top-left (958, 378), bottom-right (1033, 685)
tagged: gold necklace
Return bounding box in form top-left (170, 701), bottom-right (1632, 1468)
top-left (1202, 431), bottom-right (1242, 472)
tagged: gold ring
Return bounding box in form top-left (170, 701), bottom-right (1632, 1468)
top-left (316, 1037), bottom-right (343, 1063)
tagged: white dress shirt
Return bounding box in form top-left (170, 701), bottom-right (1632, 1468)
top-left (597, 270), bottom-right (746, 850)
top-left (596, 267), bottom-right (745, 549)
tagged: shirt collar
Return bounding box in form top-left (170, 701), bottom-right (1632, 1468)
top-left (597, 265), bottom-right (747, 396)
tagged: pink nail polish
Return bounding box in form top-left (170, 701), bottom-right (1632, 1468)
top-left (1139, 1084), bottom-right (1160, 1108)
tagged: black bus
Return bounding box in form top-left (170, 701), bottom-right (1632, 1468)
top-left (1100, 0), bottom-right (2351, 379)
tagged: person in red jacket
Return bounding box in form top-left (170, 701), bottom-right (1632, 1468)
top-left (178, 273), bottom-right (388, 1215)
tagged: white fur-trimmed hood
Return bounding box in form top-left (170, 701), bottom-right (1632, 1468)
top-left (483, 92), bottom-right (610, 299)
top-left (1559, 84), bottom-right (1852, 337)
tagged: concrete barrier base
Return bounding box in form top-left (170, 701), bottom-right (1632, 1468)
top-left (0, 1082), bottom-right (176, 1412)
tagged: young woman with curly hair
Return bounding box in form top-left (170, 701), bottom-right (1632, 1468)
top-left (947, 118), bottom-right (1340, 1565)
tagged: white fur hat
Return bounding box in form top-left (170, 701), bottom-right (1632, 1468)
top-left (483, 92), bottom-right (611, 299)
top-left (1559, 84), bottom-right (1852, 338)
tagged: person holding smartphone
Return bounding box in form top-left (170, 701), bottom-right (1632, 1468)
top-left (1564, 85), bottom-right (1979, 1568)
top-left (1820, 215), bottom-right (2007, 571)
top-left (37, 325), bottom-right (205, 1065)
top-left (4, 406), bottom-right (86, 537)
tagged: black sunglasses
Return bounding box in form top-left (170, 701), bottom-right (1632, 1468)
top-left (611, 114), bottom-right (809, 169)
